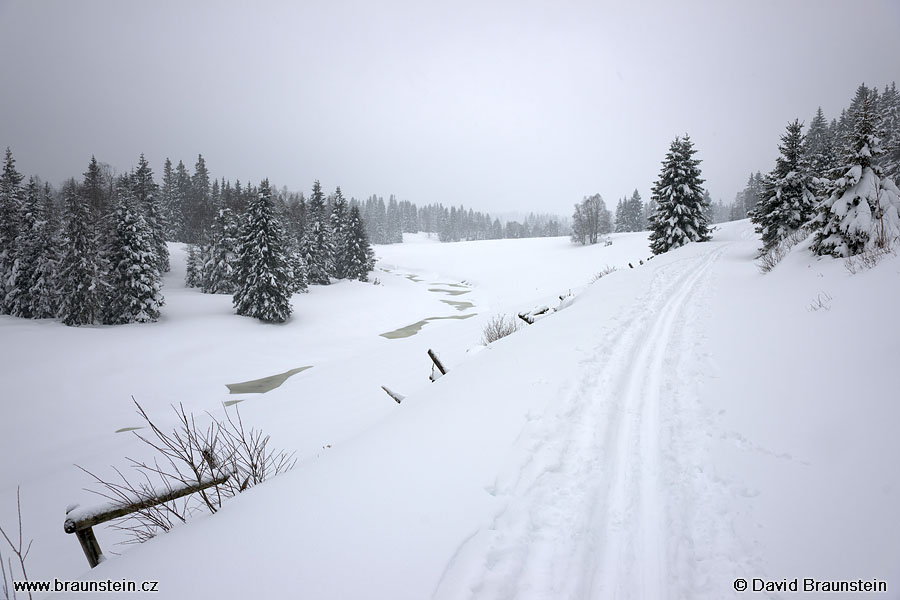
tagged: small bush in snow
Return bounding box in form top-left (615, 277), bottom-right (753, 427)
top-left (481, 314), bottom-right (520, 345)
top-left (757, 226), bottom-right (810, 273)
top-left (806, 291), bottom-right (833, 312)
top-left (843, 236), bottom-right (898, 274)
top-left (591, 265), bottom-right (617, 282)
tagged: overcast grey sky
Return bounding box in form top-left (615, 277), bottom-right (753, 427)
top-left (1, 0), bottom-right (898, 215)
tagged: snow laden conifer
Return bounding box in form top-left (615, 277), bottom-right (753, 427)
top-left (104, 187), bottom-right (164, 324)
top-left (7, 178), bottom-right (55, 318)
top-left (233, 179), bottom-right (293, 323)
top-left (0, 147), bottom-right (24, 315)
top-left (132, 154), bottom-right (170, 273)
top-left (615, 190), bottom-right (645, 232)
top-left (300, 180), bottom-right (334, 285)
top-left (184, 244), bottom-right (202, 288)
top-left (802, 107), bottom-right (837, 201)
top-left (751, 120), bottom-right (817, 253)
top-left (329, 187), bottom-right (350, 279)
top-left (57, 181), bottom-right (104, 326)
top-left (200, 207), bottom-right (239, 294)
top-left (28, 183), bottom-right (60, 318)
top-left (287, 242), bottom-right (309, 293)
top-left (345, 204), bottom-right (374, 281)
top-left (812, 86), bottom-right (900, 257)
top-left (648, 135), bottom-right (711, 255)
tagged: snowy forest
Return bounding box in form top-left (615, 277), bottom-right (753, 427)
top-left (569, 81), bottom-right (900, 262)
top-left (0, 153), bottom-right (377, 325)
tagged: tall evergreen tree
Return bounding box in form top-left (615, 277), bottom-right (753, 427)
top-left (751, 120), bottom-right (817, 252)
top-left (812, 86), bottom-right (900, 256)
top-left (57, 181), bottom-right (103, 326)
top-left (187, 154), bottom-right (212, 243)
top-left (132, 154), bottom-right (169, 272)
top-left (802, 107), bottom-right (837, 201)
top-left (160, 158), bottom-right (178, 240)
top-left (7, 178), bottom-right (47, 318)
top-left (301, 180), bottom-right (334, 285)
top-left (345, 204), bottom-right (374, 281)
top-left (0, 148), bottom-right (24, 314)
top-left (104, 188), bottom-right (164, 324)
top-left (233, 179), bottom-right (293, 322)
top-left (81, 156), bottom-right (107, 220)
top-left (173, 160), bottom-right (191, 241)
top-left (329, 187), bottom-right (351, 279)
top-left (880, 82), bottom-right (900, 181)
top-left (648, 135), bottom-right (711, 254)
top-left (30, 183), bottom-right (59, 318)
top-left (200, 207), bottom-right (240, 294)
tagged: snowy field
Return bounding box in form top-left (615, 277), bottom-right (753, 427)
top-left (1, 221), bottom-right (898, 598)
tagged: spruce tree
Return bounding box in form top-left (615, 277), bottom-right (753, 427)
top-left (751, 120), bottom-right (817, 252)
top-left (7, 178), bottom-right (45, 318)
top-left (200, 207), bottom-right (239, 294)
top-left (880, 82), bottom-right (900, 181)
top-left (648, 135), bottom-right (711, 255)
top-left (614, 198), bottom-right (626, 232)
top-left (160, 158), bottom-right (178, 240)
top-left (173, 160), bottom-right (191, 242)
top-left (104, 188), bottom-right (164, 324)
top-left (802, 107), bottom-right (836, 201)
top-left (132, 154), bottom-right (170, 272)
top-left (386, 195), bottom-right (403, 243)
top-left (0, 148), bottom-right (24, 315)
top-left (345, 204), bottom-right (374, 281)
top-left (184, 244), bottom-right (202, 288)
top-left (26, 182), bottom-right (60, 319)
top-left (330, 187), bottom-right (350, 279)
top-left (57, 181), bottom-right (103, 326)
top-left (81, 156), bottom-right (107, 220)
top-left (301, 180), bottom-right (334, 285)
top-left (186, 154), bottom-right (212, 243)
top-left (812, 87), bottom-right (900, 257)
top-left (233, 179), bottom-right (293, 322)
top-left (627, 190), bottom-right (645, 231)
top-left (287, 242), bottom-right (309, 293)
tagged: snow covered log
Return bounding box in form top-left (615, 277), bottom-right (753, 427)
top-left (64, 472), bottom-right (230, 568)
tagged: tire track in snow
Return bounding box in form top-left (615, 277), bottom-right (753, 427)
top-left (434, 245), bottom-right (728, 600)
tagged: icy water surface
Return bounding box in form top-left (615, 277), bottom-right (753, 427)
top-left (226, 366), bottom-right (313, 394)
top-left (380, 314), bottom-right (476, 339)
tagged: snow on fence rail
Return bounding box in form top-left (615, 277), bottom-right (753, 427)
top-left (63, 473), bottom-right (230, 568)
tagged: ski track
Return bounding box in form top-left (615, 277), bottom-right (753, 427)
top-left (434, 243), bottom-right (739, 600)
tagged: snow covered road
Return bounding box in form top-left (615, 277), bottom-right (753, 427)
top-left (436, 244), bottom-right (735, 599)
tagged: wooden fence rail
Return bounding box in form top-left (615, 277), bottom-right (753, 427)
top-left (64, 473), bottom-right (230, 568)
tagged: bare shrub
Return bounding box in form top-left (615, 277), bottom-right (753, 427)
top-left (79, 400), bottom-right (296, 544)
top-left (0, 487), bottom-right (33, 600)
top-left (806, 291), bottom-right (833, 312)
top-left (758, 227), bottom-right (810, 273)
top-left (844, 236), bottom-right (898, 274)
top-left (481, 314), bottom-right (520, 345)
top-left (590, 265), bottom-right (617, 283)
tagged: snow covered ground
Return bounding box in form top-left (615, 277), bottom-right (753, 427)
top-left (1, 222), bottom-right (898, 598)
